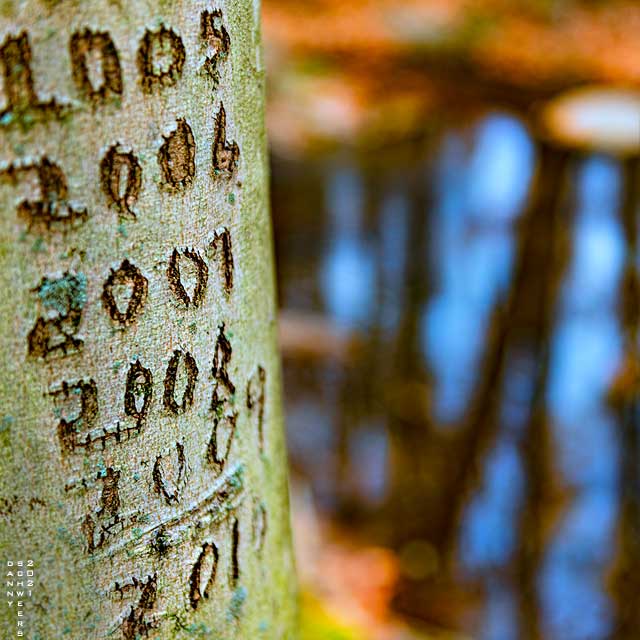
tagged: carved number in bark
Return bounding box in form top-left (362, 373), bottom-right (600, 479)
top-left (247, 365), bottom-right (266, 453)
top-left (207, 412), bottom-right (236, 475)
top-left (208, 325), bottom-right (237, 473)
top-left (209, 227), bottom-right (234, 294)
top-left (102, 259), bottom-right (148, 326)
top-left (50, 379), bottom-right (98, 455)
top-left (0, 159), bottom-right (88, 232)
top-left (137, 26), bottom-right (185, 92)
top-left (252, 501), bottom-right (267, 552)
top-left (120, 574), bottom-right (158, 640)
top-left (124, 360), bottom-right (153, 425)
top-left (28, 272), bottom-right (87, 360)
top-left (212, 103), bottom-right (239, 176)
top-left (163, 349), bottom-right (198, 414)
top-left (97, 467), bottom-right (121, 519)
top-left (158, 118), bottom-right (196, 189)
top-left (0, 31), bottom-right (66, 123)
top-left (153, 442), bottom-right (187, 504)
top-left (82, 506), bottom-right (138, 554)
top-left (211, 323), bottom-right (235, 411)
top-left (70, 29), bottom-right (123, 104)
top-left (229, 516), bottom-right (240, 588)
top-left (167, 247), bottom-right (208, 307)
top-left (100, 145), bottom-right (142, 218)
top-left (200, 9), bottom-right (230, 85)
top-left (54, 376), bottom-right (145, 455)
top-left (189, 542), bottom-right (219, 610)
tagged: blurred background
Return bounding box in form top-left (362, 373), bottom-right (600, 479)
top-left (262, 1), bottom-right (640, 638)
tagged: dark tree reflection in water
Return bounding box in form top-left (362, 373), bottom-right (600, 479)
top-left (272, 111), bottom-right (632, 640)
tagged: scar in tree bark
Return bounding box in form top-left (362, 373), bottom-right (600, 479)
top-left (200, 9), bottom-right (230, 86)
top-left (209, 227), bottom-right (234, 294)
top-left (121, 573), bottom-right (158, 640)
top-left (28, 272), bottom-right (87, 360)
top-left (50, 379), bottom-right (98, 455)
top-left (100, 145), bottom-right (142, 218)
top-left (153, 441), bottom-right (186, 504)
top-left (247, 366), bottom-right (266, 453)
top-left (124, 360), bottom-right (153, 426)
top-left (69, 29), bottom-right (122, 104)
top-left (189, 542), bottom-right (219, 609)
top-left (164, 350), bottom-right (198, 414)
top-left (0, 32), bottom-right (67, 125)
top-left (102, 259), bottom-right (148, 326)
top-left (158, 119), bottom-right (195, 189)
top-left (212, 103), bottom-right (239, 177)
top-left (0, 159), bottom-right (88, 232)
top-left (137, 26), bottom-right (185, 92)
top-left (166, 247), bottom-right (208, 307)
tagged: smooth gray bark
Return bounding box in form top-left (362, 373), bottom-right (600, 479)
top-left (0, 1), bottom-right (296, 638)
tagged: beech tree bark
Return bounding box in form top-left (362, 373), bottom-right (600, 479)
top-left (0, 1), bottom-right (296, 638)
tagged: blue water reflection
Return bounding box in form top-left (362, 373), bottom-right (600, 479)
top-left (424, 115), bottom-right (534, 426)
top-left (321, 165), bottom-right (378, 330)
top-left (540, 489), bottom-right (616, 640)
top-left (274, 108), bottom-right (628, 639)
top-left (467, 114), bottom-right (535, 222)
top-left (460, 439), bottom-right (524, 571)
top-left (537, 156), bottom-right (624, 640)
top-left (378, 190), bottom-right (409, 337)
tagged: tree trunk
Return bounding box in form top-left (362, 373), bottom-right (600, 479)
top-left (0, 1), bottom-right (297, 638)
